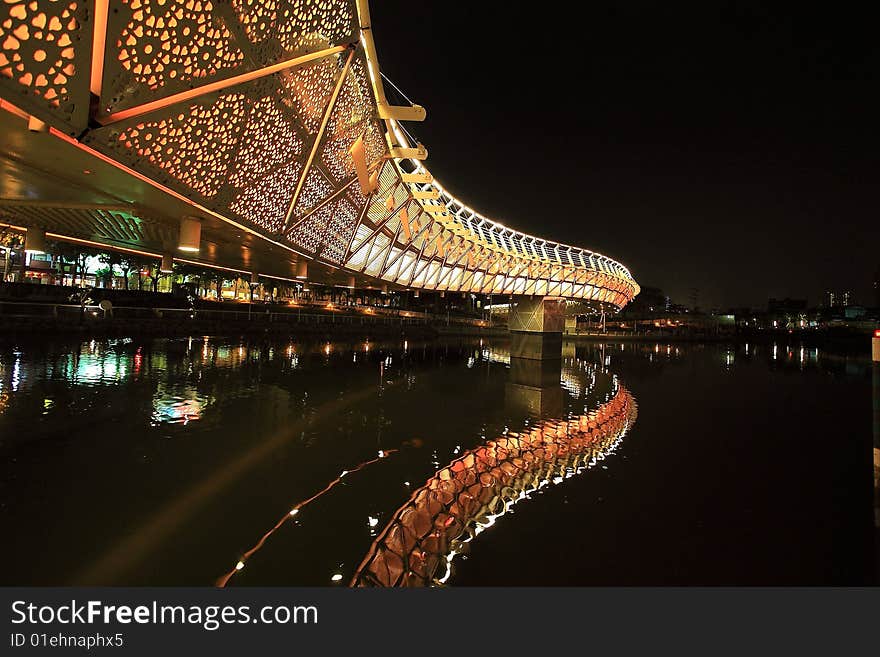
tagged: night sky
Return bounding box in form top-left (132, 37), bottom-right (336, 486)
top-left (370, 2), bottom-right (878, 310)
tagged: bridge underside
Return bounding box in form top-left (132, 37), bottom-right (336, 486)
top-left (0, 108), bottom-right (354, 287)
top-left (0, 0), bottom-right (639, 306)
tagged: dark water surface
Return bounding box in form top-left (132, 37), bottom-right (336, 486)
top-left (0, 336), bottom-right (875, 585)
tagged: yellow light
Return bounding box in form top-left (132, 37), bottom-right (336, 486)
top-left (235, 561), bottom-right (245, 571)
top-left (178, 217), bottom-right (201, 253)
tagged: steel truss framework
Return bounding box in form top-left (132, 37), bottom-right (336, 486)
top-left (0, 0), bottom-right (639, 308)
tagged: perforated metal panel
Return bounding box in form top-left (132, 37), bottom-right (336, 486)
top-left (0, 0), bottom-right (92, 133)
top-left (0, 0), bottom-right (640, 307)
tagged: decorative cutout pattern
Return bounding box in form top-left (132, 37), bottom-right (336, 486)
top-left (102, 0), bottom-right (358, 115)
top-left (288, 201), bottom-right (332, 254)
top-left (319, 196), bottom-right (357, 263)
top-left (0, 0), bottom-right (89, 130)
top-left (113, 0), bottom-right (244, 92)
top-left (231, 0), bottom-right (279, 44)
top-left (275, 0), bottom-right (355, 53)
top-left (229, 160), bottom-right (303, 233)
top-left (231, 0), bottom-right (355, 51)
top-left (0, 0), bottom-right (638, 305)
top-left (113, 93), bottom-right (248, 198)
top-left (290, 167), bottom-right (334, 220)
top-left (279, 54), bottom-right (339, 134)
top-left (229, 96), bottom-right (304, 187)
top-left (319, 60), bottom-right (382, 182)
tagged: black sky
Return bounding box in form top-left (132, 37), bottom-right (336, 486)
top-left (370, 2), bottom-right (878, 309)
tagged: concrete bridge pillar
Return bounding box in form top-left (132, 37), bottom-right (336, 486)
top-left (509, 296), bottom-right (565, 360)
top-left (506, 357), bottom-right (564, 418)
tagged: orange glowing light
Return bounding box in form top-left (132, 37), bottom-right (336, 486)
top-left (215, 449), bottom-right (398, 588)
top-left (0, 0), bottom-right (640, 311)
top-left (353, 386), bottom-right (637, 587)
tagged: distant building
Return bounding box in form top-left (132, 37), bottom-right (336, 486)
top-left (824, 290), bottom-right (851, 308)
top-left (844, 306), bottom-right (866, 320)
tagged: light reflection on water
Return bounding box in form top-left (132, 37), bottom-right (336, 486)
top-left (0, 336), bottom-right (873, 586)
top-left (151, 384), bottom-right (213, 426)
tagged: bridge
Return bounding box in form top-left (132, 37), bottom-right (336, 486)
top-left (0, 0), bottom-right (639, 343)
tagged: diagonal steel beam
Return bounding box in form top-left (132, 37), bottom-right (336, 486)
top-left (286, 157), bottom-right (382, 235)
top-left (98, 45), bottom-right (350, 125)
top-left (382, 208), bottom-right (430, 273)
top-left (377, 219), bottom-right (404, 279)
top-left (347, 193), bottom-right (405, 263)
top-left (282, 47), bottom-right (355, 231)
top-left (342, 196), bottom-right (377, 264)
top-left (406, 220), bottom-right (437, 287)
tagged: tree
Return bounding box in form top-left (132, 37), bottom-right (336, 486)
top-left (97, 252), bottom-right (121, 288)
top-left (93, 267), bottom-right (112, 288)
top-left (51, 240), bottom-right (80, 285)
top-left (142, 260), bottom-right (160, 293)
top-left (118, 255), bottom-right (135, 290)
top-left (74, 250), bottom-right (92, 287)
top-left (0, 228), bottom-right (22, 282)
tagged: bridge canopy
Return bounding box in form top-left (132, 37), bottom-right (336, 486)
top-left (0, 0), bottom-right (639, 308)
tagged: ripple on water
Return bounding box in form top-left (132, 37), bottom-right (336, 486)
top-left (151, 385), bottom-right (213, 426)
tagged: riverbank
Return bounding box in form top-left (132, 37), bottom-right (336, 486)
top-left (0, 311), bottom-right (508, 340)
top-left (565, 329), bottom-right (876, 354)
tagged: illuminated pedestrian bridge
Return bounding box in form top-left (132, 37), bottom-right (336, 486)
top-left (0, 0), bottom-right (639, 307)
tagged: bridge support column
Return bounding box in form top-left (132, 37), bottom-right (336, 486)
top-left (506, 357), bottom-right (564, 418)
top-left (509, 296), bottom-right (565, 360)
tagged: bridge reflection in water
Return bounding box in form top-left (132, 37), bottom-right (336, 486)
top-left (4, 338), bottom-right (870, 585)
top-left (351, 374), bottom-right (637, 587)
top-left (213, 342), bottom-right (631, 587)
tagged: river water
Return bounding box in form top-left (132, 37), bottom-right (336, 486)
top-left (0, 336), bottom-right (875, 585)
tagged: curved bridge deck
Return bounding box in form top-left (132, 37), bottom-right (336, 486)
top-left (0, 0), bottom-right (638, 308)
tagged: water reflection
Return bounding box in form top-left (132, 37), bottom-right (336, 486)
top-left (0, 336), bottom-right (873, 586)
top-left (152, 383), bottom-right (213, 425)
top-left (214, 346), bottom-right (625, 587)
top-left (216, 449), bottom-right (398, 587)
top-left (506, 358), bottom-right (565, 418)
top-left (353, 382), bottom-right (637, 586)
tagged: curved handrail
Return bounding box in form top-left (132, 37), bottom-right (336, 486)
top-left (355, 1), bottom-right (640, 306)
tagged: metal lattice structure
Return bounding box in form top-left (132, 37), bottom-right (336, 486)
top-left (0, 0), bottom-right (639, 307)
